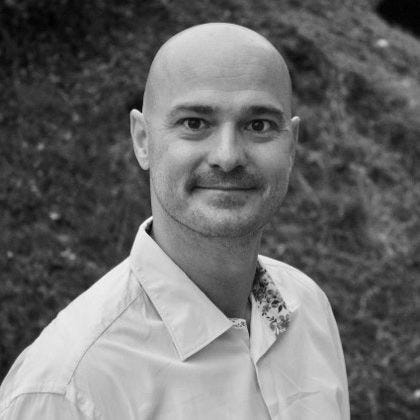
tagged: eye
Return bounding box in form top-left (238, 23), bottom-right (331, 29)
top-left (181, 118), bottom-right (207, 130)
top-left (246, 119), bottom-right (274, 133)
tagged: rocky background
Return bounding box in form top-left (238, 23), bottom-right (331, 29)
top-left (1, 0), bottom-right (419, 418)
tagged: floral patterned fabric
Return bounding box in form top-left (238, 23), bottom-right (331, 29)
top-left (252, 261), bottom-right (291, 336)
top-left (230, 318), bottom-right (248, 329)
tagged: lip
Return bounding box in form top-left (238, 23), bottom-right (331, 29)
top-left (195, 186), bottom-right (256, 191)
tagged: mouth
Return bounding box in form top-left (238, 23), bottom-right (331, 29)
top-left (194, 185), bottom-right (256, 191)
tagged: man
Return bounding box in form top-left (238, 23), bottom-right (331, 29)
top-left (0, 23), bottom-right (350, 419)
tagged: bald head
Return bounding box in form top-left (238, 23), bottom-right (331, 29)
top-left (130, 23), bottom-right (299, 239)
top-left (143, 23), bottom-right (292, 119)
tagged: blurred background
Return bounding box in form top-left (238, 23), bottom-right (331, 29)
top-left (0, 0), bottom-right (419, 418)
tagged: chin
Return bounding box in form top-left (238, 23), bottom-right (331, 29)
top-left (183, 209), bottom-right (268, 238)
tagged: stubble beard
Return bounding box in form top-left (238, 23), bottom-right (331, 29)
top-left (150, 163), bottom-right (289, 239)
top-left (152, 182), bottom-right (285, 240)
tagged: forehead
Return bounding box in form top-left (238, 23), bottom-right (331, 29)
top-left (146, 35), bottom-right (291, 118)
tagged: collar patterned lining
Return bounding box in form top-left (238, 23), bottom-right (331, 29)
top-left (252, 261), bottom-right (291, 336)
top-left (230, 318), bottom-right (248, 329)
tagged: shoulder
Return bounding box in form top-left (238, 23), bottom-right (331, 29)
top-left (0, 258), bottom-right (143, 414)
top-left (258, 254), bottom-right (331, 312)
top-left (259, 254), bottom-right (345, 352)
top-left (259, 255), bottom-right (327, 297)
top-left (258, 254), bottom-right (343, 345)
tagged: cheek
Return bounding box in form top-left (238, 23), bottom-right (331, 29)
top-left (149, 136), bottom-right (200, 184)
top-left (255, 147), bottom-right (291, 182)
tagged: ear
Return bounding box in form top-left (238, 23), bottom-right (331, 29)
top-left (289, 116), bottom-right (300, 169)
top-left (130, 109), bottom-right (150, 170)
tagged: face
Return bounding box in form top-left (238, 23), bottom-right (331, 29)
top-left (133, 36), bottom-right (299, 238)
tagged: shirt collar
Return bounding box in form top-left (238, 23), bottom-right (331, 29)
top-left (253, 261), bottom-right (291, 335)
top-left (130, 217), bottom-right (294, 362)
top-left (250, 261), bottom-right (294, 363)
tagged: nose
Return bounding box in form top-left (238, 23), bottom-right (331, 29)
top-left (207, 124), bottom-right (247, 172)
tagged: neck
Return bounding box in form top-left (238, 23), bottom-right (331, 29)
top-left (151, 211), bottom-right (262, 321)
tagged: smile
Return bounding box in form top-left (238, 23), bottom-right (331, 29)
top-left (195, 186), bottom-right (256, 191)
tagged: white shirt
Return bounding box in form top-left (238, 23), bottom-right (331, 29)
top-left (0, 218), bottom-right (350, 419)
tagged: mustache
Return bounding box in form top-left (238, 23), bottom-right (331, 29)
top-left (188, 167), bottom-right (262, 190)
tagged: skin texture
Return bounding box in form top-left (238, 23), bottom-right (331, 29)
top-left (131, 23), bottom-right (299, 323)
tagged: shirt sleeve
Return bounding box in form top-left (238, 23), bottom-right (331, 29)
top-left (321, 292), bottom-right (351, 420)
top-left (0, 393), bottom-right (93, 420)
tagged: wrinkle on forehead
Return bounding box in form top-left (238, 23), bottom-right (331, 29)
top-left (143, 23), bottom-right (292, 119)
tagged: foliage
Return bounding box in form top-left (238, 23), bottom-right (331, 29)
top-left (0, 0), bottom-right (168, 71)
top-left (1, 0), bottom-right (419, 418)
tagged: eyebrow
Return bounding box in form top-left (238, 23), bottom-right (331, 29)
top-left (245, 105), bottom-right (286, 122)
top-left (168, 105), bottom-right (215, 119)
top-left (167, 103), bottom-right (287, 123)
